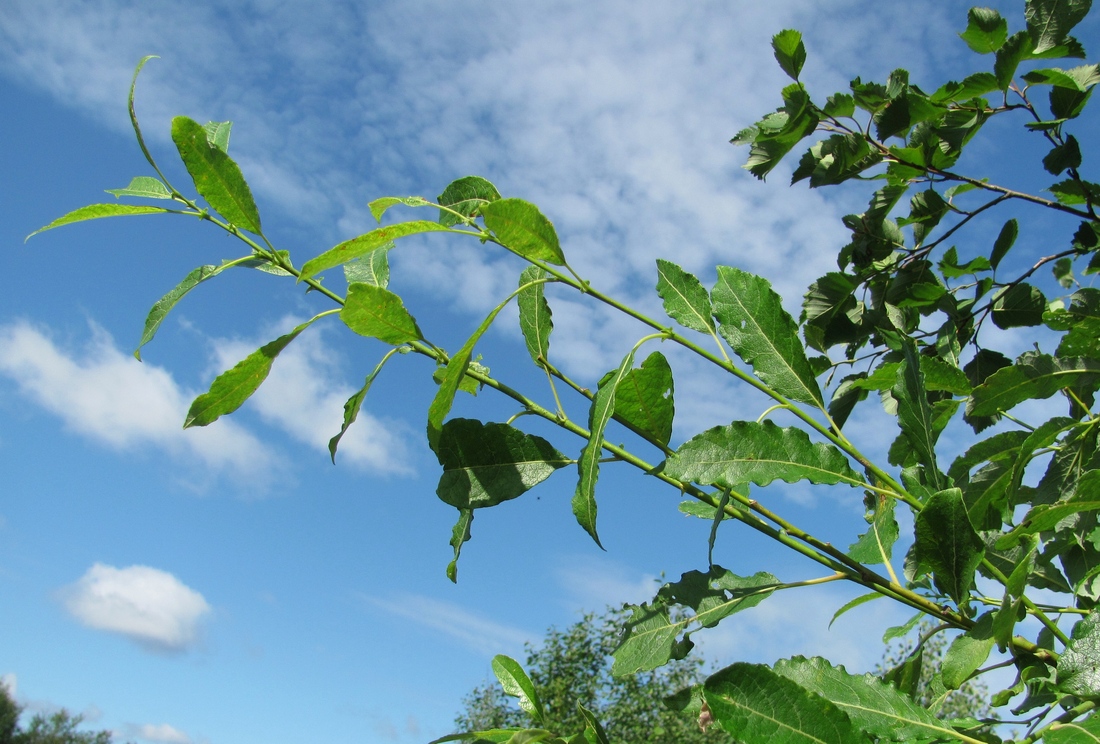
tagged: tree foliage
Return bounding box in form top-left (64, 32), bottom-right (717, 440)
top-left (30, 0), bottom-right (1100, 741)
top-left (455, 608), bottom-right (723, 743)
top-left (0, 686), bottom-right (116, 744)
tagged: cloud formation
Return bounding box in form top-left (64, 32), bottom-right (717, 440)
top-left (129, 723), bottom-right (192, 744)
top-left (60, 563), bottom-right (211, 652)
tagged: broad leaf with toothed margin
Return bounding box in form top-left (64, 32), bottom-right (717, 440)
top-left (438, 176), bottom-right (501, 227)
top-left (481, 198), bottom-right (565, 265)
top-left (913, 487), bottom-right (984, 607)
top-left (664, 420), bottom-right (859, 489)
top-left (712, 266), bottom-right (823, 407)
top-left (967, 352), bottom-right (1100, 417)
top-left (597, 351), bottom-right (674, 446)
top-left (655, 259), bottom-right (715, 335)
top-left (340, 283), bottom-right (423, 345)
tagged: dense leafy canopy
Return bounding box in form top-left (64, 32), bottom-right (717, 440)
top-left (33, 0), bottom-right (1100, 741)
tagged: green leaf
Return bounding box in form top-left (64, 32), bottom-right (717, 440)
top-left (942, 613), bottom-right (995, 689)
top-left (995, 31), bottom-right (1033, 90)
top-left (1044, 714), bottom-right (1100, 743)
top-left (135, 264), bottom-right (221, 360)
top-left (574, 350), bottom-right (636, 547)
top-left (1044, 135), bottom-right (1082, 176)
top-left (892, 341), bottom-right (945, 489)
top-left (704, 663), bottom-right (864, 744)
top-left (368, 196), bottom-right (432, 222)
top-left (1055, 256), bottom-right (1076, 288)
top-left (883, 612), bottom-right (923, 643)
top-left (664, 420), bottom-right (860, 489)
top-left (828, 592), bottom-right (882, 628)
top-left (576, 706), bottom-right (610, 744)
top-left (184, 321), bottom-right (311, 428)
top-left (344, 244), bottom-right (392, 288)
top-left (202, 120), bottom-right (232, 152)
top-left (171, 116), bottom-right (261, 233)
top-left (598, 351), bottom-right (674, 446)
top-left (446, 509), bottom-right (473, 583)
top-left (960, 7), bottom-right (1008, 53)
top-left (712, 266), bottom-right (823, 407)
top-left (1058, 610), bottom-right (1100, 696)
top-left (678, 497), bottom-right (738, 520)
top-left (968, 352), bottom-right (1100, 417)
top-left (1025, 0), bottom-right (1092, 54)
top-left (999, 471), bottom-right (1100, 545)
top-left (990, 219), bottom-right (1018, 271)
top-left (429, 729), bottom-right (520, 744)
top-left (27, 203), bottom-right (172, 239)
top-left (655, 259), bottom-right (715, 335)
top-left (612, 568), bottom-right (778, 675)
top-left (329, 352), bottom-right (399, 463)
top-left (1049, 179), bottom-right (1100, 205)
top-left (771, 29), bottom-right (806, 81)
top-left (301, 221), bottom-right (453, 281)
top-left (435, 419), bottom-right (570, 510)
top-left (913, 488), bottom-right (985, 607)
top-left (992, 283), bottom-right (1047, 329)
top-left (772, 656), bottom-right (960, 742)
top-left (518, 266), bottom-right (553, 365)
top-left (105, 176), bottom-right (172, 199)
top-left (481, 199), bottom-right (566, 265)
top-left (492, 655), bottom-right (546, 725)
top-left (847, 494), bottom-right (899, 565)
top-left (932, 72), bottom-right (1001, 103)
top-left (340, 283), bottom-right (423, 345)
top-left (437, 176), bottom-right (502, 227)
top-left (427, 298), bottom-right (511, 451)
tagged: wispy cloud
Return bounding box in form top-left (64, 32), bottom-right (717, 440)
top-left (0, 320), bottom-right (277, 485)
top-left (360, 592), bottom-right (533, 658)
top-left (60, 563), bottom-right (211, 653)
top-left (127, 722), bottom-right (192, 744)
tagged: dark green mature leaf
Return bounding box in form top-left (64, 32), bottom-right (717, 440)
top-left (960, 7), bottom-right (1009, 53)
top-left (344, 244), bottom-right (391, 288)
top-left (995, 31), bottom-right (1034, 90)
top-left (576, 705), bottom-right (610, 744)
top-left (341, 283), bottom-right (423, 344)
top-left (135, 264), bottom-right (220, 360)
top-left (185, 321), bottom-right (311, 427)
top-left (892, 342), bottom-right (945, 489)
top-left (481, 198), bottom-right (566, 265)
top-left (428, 298), bottom-right (511, 451)
top-left (932, 72), bottom-right (1001, 103)
top-left (492, 655), bottom-right (546, 724)
top-left (990, 219), bottom-right (1018, 270)
top-left (518, 266), bottom-right (553, 364)
top-left (712, 266), bottom-right (823, 407)
top-left (446, 509), bottom-right (474, 583)
top-left (612, 567), bottom-right (778, 675)
top-left (301, 221), bottom-right (452, 281)
top-left (704, 663), bottom-right (863, 744)
top-left (106, 176), bottom-right (172, 199)
top-left (27, 203), bottom-right (172, 239)
top-left (438, 176), bottom-right (502, 227)
top-left (773, 656), bottom-right (957, 742)
top-left (828, 374), bottom-right (869, 430)
top-left (598, 351), bottom-right (674, 446)
top-left (847, 494), bottom-right (899, 564)
top-left (942, 613), bottom-right (995, 689)
top-left (574, 350), bottom-right (636, 547)
top-left (913, 488), bottom-right (985, 607)
top-left (948, 430), bottom-right (1029, 486)
top-left (738, 83), bottom-right (820, 180)
top-left (1044, 135), bottom-right (1082, 175)
top-left (655, 259), bottom-right (715, 335)
top-left (1044, 714), bottom-right (1100, 743)
top-left (968, 352), bottom-right (1100, 417)
top-left (435, 419), bottom-right (569, 510)
top-left (998, 471), bottom-right (1100, 547)
top-left (1025, 0), bottom-right (1092, 54)
top-left (665, 420), bottom-right (860, 489)
top-left (802, 272), bottom-right (860, 352)
top-left (772, 29), bottom-right (806, 81)
top-left (993, 283), bottom-right (1047, 329)
top-left (1058, 611), bottom-right (1100, 696)
top-left (171, 116), bottom-right (261, 233)
top-left (1050, 179), bottom-right (1100, 205)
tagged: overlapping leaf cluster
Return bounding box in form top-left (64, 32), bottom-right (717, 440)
top-left (29, 1), bottom-right (1100, 741)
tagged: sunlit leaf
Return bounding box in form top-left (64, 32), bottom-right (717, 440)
top-left (597, 351), bottom-right (674, 446)
top-left (492, 655), bottom-right (546, 725)
top-left (665, 421), bottom-right (860, 489)
top-left (301, 221), bottom-right (452, 281)
top-left (892, 342), bottom-right (945, 489)
top-left (960, 7), bottom-right (1008, 53)
top-left (712, 266), bottom-right (823, 406)
top-left (1025, 0), bottom-right (1091, 54)
top-left (27, 203), bottom-right (172, 239)
top-left (1058, 610), bottom-right (1100, 697)
top-left (105, 176), bottom-right (172, 199)
top-left (481, 198), bottom-right (566, 265)
top-left (184, 320), bottom-right (312, 428)
top-left (941, 613), bottom-right (995, 689)
top-left (329, 351), bottom-right (400, 463)
top-left (968, 352), bottom-right (1100, 417)
top-left (771, 29), bottom-right (806, 81)
top-left (171, 116), bottom-right (261, 233)
top-left (368, 196), bottom-right (432, 222)
top-left (847, 494), bottom-right (899, 565)
top-left (655, 259), bottom-right (715, 335)
top-left (203, 120), bottom-right (232, 153)
top-left (135, 264), bottom-right (221, 360)
top-left (518, 266), bottom-right (553, 364)
top-left (340, 283), bottom-right (423, 344)
top-left (344, 244), bottom-right (392, 288)
top-left (446, 509), bottom-right (474, 583)
top-left (438, 176), bottom-right (502, 227)
top-left (913, 488), bottom-right (985, 607)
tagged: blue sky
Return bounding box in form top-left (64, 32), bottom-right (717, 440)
top-left (0, 2), bottom-right (1092, 743)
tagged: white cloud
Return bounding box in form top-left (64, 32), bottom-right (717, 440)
top-left (0, 320), bottom-right (278, 486)
top-left (130, 723), bottom-right (192, 744)
top-left (0, 673), bottom-right (15, 697)
top-left (361, 592), bottom-right (532, 657)
top-left (208, 320), bottom-right (415, 476)
top-left (60, 563), bottom-right (211, 652)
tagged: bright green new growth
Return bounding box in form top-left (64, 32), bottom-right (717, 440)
top-left (29, 0), bottom-right (1100, 741)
